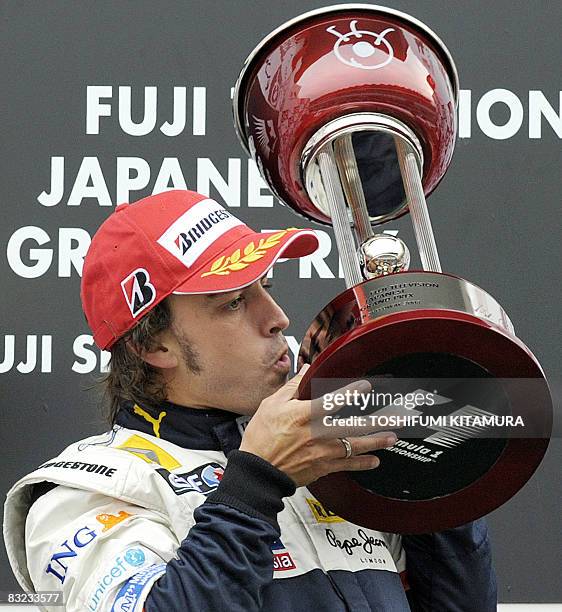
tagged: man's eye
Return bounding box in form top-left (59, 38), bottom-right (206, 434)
top-left (227, 296), bottom-right (245, 311)
top-left (262, 282), bottom-right (273, 291)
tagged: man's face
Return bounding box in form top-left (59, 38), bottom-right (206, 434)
top-left (161, 276), bottom-right (292, 415)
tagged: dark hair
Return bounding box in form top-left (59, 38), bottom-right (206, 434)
top-left (100, 299), bottom-right (172, 425)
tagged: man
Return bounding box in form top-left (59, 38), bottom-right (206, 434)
top-left (4, 190), bottom-right (497, 611)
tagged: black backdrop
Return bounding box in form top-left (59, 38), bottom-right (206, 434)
top-left (1, 0), bottom-right (561, 602)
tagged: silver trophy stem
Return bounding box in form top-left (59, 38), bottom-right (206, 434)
top-left (317, 149), bottom-right (363, 288)
top-left (395, 138), bottom-right (442, 272)
top-left (334, 134), bottom-right (374, 245)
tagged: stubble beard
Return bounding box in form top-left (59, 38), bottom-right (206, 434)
top-left (173, 326), bottom-right (290, 414)
top-left (173, 326), bottom-right (203, 375)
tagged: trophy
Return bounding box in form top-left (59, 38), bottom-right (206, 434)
top-left (233, 5), bottom-right (552, 533)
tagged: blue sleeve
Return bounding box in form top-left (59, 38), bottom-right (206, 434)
top-left (144, 450), bottom-right (296, 612)
top-left (403, 518), bottom-right (498, 612)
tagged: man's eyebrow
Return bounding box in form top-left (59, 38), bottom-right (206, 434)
top-left (205, 292), bottom-right (232, 300)
top-left (204, 275), bottom-right (270, 301)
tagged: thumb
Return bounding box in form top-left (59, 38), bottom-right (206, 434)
top-left (274, 363), bottom-right (310, 401)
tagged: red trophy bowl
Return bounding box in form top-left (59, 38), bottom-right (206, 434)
top-left (233, 4), bottom-right (552, 533)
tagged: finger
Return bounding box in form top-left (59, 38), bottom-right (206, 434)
top-left (314, 416), bottom-right (405, 439)
top-left (347, 432), bottom-right (397, 455)
top-left (310, 378), bottom-right (372, 419)
top-left (323, 454), bottom-right (381, 475)
top-left (272, 363), bottom-right (311, 402)
top-left (328, 432), bottom-right (397, 459)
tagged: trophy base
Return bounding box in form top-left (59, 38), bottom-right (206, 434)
top-left (298, 273), bottom-right (551, 533)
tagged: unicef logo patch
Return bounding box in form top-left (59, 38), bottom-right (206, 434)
top-left (124, 548), bottom-right (146, 567)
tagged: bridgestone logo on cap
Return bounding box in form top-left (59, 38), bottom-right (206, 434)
top-left (157, 198), bottom-right (243, 268)
top-left (121, 268), bottom-right (157, 317)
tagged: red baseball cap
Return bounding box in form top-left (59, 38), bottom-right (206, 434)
top-left (81, 190), bottom-right (319, 349)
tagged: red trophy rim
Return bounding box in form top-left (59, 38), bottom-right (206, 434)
top-left (233, 3), bottom-right (460, 156)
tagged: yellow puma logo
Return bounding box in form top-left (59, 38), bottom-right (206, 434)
top-left (133, 404), bottom-right (166, 438)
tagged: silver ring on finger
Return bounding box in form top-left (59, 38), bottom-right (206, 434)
top-left (339, 437), bottom-right (353, 459)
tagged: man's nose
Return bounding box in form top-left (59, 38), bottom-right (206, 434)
top-left (263, 294), bottom-right (290, 336)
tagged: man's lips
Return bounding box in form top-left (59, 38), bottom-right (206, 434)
top-left (273, 347), bottom-right (290, 368)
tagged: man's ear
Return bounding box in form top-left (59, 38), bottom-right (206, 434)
top-left (126, 332), bottom-right (179, 369)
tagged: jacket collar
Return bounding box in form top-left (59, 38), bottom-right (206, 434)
top-left (115, 400), bottom-right (249, 456)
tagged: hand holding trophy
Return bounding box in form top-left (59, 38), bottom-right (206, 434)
top-left (233, 5), bottom-right (552, 533)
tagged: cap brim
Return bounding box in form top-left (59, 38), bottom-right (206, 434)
top-left (172, 228), bottom-right (319, 294)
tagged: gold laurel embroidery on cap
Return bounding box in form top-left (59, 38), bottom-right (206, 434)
top-left (200, 228), bottom-right (299, 277)
top-left (133, 404), bottom-right (166, 438)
